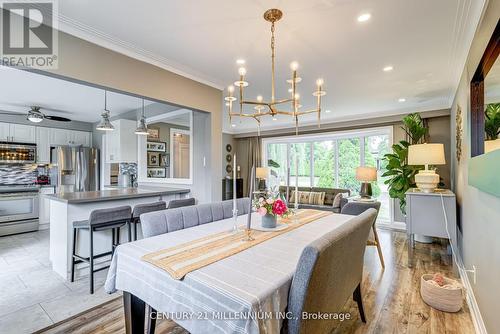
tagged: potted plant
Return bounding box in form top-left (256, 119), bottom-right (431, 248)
top-left (254, 190), bottom-right (290, 228)
top-left (382, 113), bottom-right (428, 214)
top-left (485, 103), bottom-right (500, 153)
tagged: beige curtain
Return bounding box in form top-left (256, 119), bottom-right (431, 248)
top-left (245, 137), bottom-right (262, 194)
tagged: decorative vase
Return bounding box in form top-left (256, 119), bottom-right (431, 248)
top-left (261, 213), bottom-right (277, 228)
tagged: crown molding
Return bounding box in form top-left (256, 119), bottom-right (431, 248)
top-left (55, 14), bottom-right (224, 91)
top-left (447, 0), bottom-right (488, 106)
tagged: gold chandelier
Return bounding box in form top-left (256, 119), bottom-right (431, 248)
top-left (225, 8), bottom-right (326, 134)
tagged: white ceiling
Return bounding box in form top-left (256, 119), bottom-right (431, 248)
top-left (0, 66), bottom-right (168, 123)
top-left (6, 0), bottom-right (486, 133)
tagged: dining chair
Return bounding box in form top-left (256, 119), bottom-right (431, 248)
top-left (167, 197), bottom-right (196, 209)
top-left (130, 201), bottom-right (167, 241)
top-left (285, 208), bottom-right (376, 334)
top-left (341, 201), bottom-right (384, 268)
top-left (70, 205), bottom-right (132, 294)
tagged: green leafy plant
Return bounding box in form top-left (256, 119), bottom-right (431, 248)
top-left (485, 103), bottom-right (500, 140)
top-left (383, 113), bottom-right (428, 215)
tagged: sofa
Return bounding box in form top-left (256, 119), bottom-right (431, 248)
top-left (279, 186), bottom-right (350, 213)
top-left (141, 198), bottom-right (251, 238)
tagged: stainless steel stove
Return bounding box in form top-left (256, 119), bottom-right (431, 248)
top-left (0, 184), bottom-right (39, 236)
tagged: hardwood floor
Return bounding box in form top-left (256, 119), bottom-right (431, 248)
top-left (35, 230), bottom-right (475, 334)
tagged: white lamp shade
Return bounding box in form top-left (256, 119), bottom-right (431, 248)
top-left (356, 166), bottom-right (377, 182)
top-left (256, 167), bottom-right (269, 179)
top-left (408, 143), bottom-right (445, 166)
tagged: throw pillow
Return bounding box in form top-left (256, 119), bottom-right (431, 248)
top-left (290, 190), bottom-right (311, 205)
top-left (332, 193), bottom-right (343, 208)
top-left (308, 191), bottom-right (325, 205)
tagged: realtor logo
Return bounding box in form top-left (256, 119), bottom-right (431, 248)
top-left (0, 0), bottom-right (58, 69)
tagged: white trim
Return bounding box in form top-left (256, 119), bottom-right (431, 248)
top-left (138, 110), bottom-right (193, 184)
top-left (458, 258), bottom-right (488, 334)
top-left (56, 15), bottom-right (224, 91)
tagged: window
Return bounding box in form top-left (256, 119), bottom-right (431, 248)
top-left (290, 143), bottom-right (311, 187)
top-left (313, 140), bottom-right (335, 187)
top-left (262, 127), bottom-right (393, 224)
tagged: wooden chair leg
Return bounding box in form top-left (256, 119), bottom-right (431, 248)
top-left (89, 228), bottom-right (94, 294)
top-left (353, 283), bottom-right (366, 323)
top-left (372, 226), bottom-right (385, 268)
top-left (70, 228), bottom-right (77, 282)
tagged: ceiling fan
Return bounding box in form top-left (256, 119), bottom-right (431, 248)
top-left (0, 106), bottom-right (72, 123)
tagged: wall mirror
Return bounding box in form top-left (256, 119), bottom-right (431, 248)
top-left (138, 109), bottom-right (193, 184)
top-left (470, 21), bottom-right (500, 157)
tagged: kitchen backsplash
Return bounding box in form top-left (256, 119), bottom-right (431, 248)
top-left (0, 164), bottom-right (38, 185)
top-left (119, 163), bottom-right (137, 176)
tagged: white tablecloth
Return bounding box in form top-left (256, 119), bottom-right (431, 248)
top-left (105, 212), bottom-right (354, 334)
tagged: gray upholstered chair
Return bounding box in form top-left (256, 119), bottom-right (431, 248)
top-left (167, 197), bottom-right (196, 209)
top-left (141, 198), bottom-right (251, 238)
top-left (341, 201), bottom-right (384, 268)
top-left (285, 209), bottom-right (377, 334)
top-left (130, 201), bottom-right (167, 241)
top-left (71, 205), bottom-right (132, 294)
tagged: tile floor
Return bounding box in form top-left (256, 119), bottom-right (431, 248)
top-left (0, 230), bottom-right (119, 334)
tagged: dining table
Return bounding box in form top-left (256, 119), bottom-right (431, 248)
top-left (105, 211), bottom-right (356, 334)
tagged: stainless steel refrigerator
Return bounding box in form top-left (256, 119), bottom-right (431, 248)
top-left (51, 146), bottom-right (100, 193)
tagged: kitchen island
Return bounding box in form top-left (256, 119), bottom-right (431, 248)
top-left (46, 187), bottom-right (190, 279)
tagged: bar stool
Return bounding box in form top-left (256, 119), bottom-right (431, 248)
top-left (167, 197), bottom-right (195, 209)
top-left (130, 201), bottom-right (167, 241)
top-left (70, 205), bottom-right (132, 294)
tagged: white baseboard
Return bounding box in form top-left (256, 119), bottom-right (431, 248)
top-left (456, 258), bottom-right (488, 334)
top-left (38, 223), bottom-right (50, 231)
top-left (376, 220), bottom-right (406, 232)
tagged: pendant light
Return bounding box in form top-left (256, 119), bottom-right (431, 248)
top-left (96, 90), bottom-right (115, 131)
top-left (135, 99), bottom-right (148, 135)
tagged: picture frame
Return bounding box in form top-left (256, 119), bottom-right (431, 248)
top-left (147, 167), bottom-right (166, 178)
top-left (160, 153), bottom-right (170, 167)
top-left (147, 127), bottom-right (160, 140)
top-left (147, 152), bottom-right (160, 167)
top-left (147, 141), bottom-right (166, 152)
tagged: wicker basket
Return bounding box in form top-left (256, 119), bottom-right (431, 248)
top-left (420, 274), bottom-right (463, 312)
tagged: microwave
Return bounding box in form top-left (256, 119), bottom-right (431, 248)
top-left (0, 142), bottom-right (37, 164)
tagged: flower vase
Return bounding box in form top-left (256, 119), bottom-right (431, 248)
top-left (261, 213), bottom-right (277, 228)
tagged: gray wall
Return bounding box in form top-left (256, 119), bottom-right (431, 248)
top-left (450, 1), bottom-right (500, 331)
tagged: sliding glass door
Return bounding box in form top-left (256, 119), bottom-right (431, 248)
top-left (262, 126), bottom-right (393, 224)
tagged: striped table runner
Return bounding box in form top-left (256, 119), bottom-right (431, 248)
top-left (142, 209), bottom-right (331, 280)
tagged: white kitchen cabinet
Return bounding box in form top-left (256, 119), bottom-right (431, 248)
top-left (49, 128), bottom-right (70, 146)
top-left (36, 127), bottom-right (51, 163)
top-left (105, 119), bottom-right (137, 163)
top-left (0, 122), bottom-right (10, 141)
top-left (10, 124), bottom-right (36, 143)
top-left (39, 186), bottom-right (56, 227)
top-left (0, 123), bottom-right (36, 143)
top-left (70, 130), bottom-right (91, 146)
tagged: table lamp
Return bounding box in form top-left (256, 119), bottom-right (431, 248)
top-left (256, 167), bottom-right (269, 191)
top-left (408, 143), bottom-right (446, 193)
top-left (356, 166), bottom-right (377, 198)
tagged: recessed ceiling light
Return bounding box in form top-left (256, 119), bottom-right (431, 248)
top-left (325, 110), bottom-right (332, 113)
top-left (236, 59), bottom-right (245, 65)
top-left (231, 123), bottom-right (236, 127)
top-left (357, 13), bottom-right (371, 22)
top-left (398, 98), bottom-right (406, 102)
top-left (383, 66), bottom-right (394, 72)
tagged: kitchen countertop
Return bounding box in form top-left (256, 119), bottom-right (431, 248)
top-left (45, 187), bottom-right (190, 204)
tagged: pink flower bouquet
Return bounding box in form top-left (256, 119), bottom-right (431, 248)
top-left (253, 194), bottom-right (289, 218)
